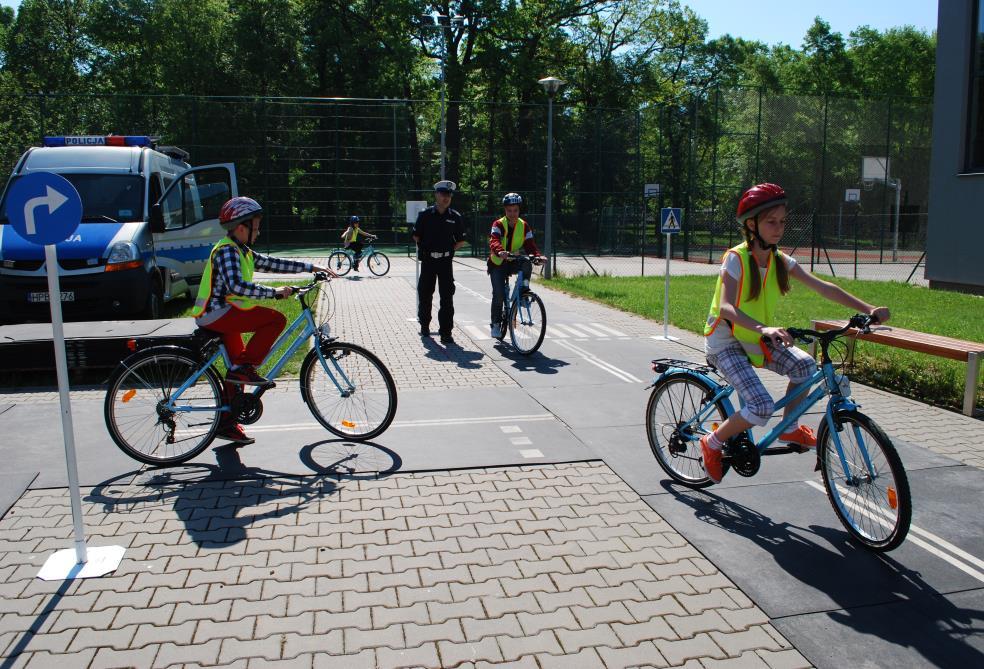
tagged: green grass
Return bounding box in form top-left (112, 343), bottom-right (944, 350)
top-left (167, 282), bottom-right (310, 378)
top-left (546, 273), bottom-right (984, 413)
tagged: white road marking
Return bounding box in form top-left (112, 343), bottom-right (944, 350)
top-left (520, 449), bottom-right (544, 458)
top-left (554, 324), bottom-right (590, 338)
top-left (590, 322), bottom-right (629, 337)
top-left (553, 340), bottom-right (643, 383)
top-left (454, 281), bottom-right (491, 303)
top-left (566, 323), bottom-right (607, 337)
top-left (510, 437), bottom-right (533, 446)
top-left (545, 326), bottom-right (569, 339)
top-left (500, 425), bottom-right (522, 434)
top-left (249, 413), bottom-right (555, 433)
top-left (805, 480), bottom-right (984, 583)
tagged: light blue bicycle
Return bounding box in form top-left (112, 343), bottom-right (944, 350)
top-left (104, 274), bottom-right (397, 466)
top-left (646, 314), bottom-right (911, 551)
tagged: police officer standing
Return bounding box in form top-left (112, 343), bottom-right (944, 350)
top-left (412, 180), bottom-right (466, 344)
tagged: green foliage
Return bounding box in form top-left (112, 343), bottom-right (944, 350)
top-left (547, 274), bottom-right (983, 413)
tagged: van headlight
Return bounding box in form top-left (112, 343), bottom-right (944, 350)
top-left (107, 242), bottom-right (139, 264)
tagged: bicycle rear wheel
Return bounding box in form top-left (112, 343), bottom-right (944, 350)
top-left (104, 348), bottom-right (223, 466)
top-left (508, 291), bottom-right (546, 354)
top-left (817, 410), bottom-right (911, 551)
top-left (367, 252), bottom-right (390, 276)
top-left (300, 342), bottom-right (397, 440)
top-left (329, 251), bottom-right (352, 276)
top-left (646, 373), bottom-right (728, 488)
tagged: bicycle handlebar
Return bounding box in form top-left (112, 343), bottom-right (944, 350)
top-left (504, 252), bottom-right (545, 265)
top-left (785, 313), bottom-right (878, 345)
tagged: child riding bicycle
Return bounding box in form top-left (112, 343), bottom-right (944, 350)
top-left (340, 215), bottom-right (377, 272)
top-left (194, 196), bottom-right (333, 445)
top-left (700, 183), bottom-right (891, 483)
top-left (488, 192), bottom-right (543, 338)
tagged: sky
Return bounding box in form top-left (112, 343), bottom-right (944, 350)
top-left (685, 0), bottom-right (938, 47)
top-left (0, 0), bottom-right (939, 48)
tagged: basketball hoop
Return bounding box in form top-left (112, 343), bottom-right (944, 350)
top-left (862, 179), bottom-right (875, 191)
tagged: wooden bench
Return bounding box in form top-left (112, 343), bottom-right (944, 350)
top-left (810, 319), bottom-right (983, 417)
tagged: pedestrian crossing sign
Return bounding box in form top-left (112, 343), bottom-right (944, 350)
top-left (660, 207), bottom-right (682, 234)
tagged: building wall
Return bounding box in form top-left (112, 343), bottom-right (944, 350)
top-left (926, 0), bottom-right (984, 293)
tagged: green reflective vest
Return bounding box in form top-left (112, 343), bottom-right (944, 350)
top-left (489, 217), bottom-right (527, 266)
top-left (193, 237), bottom-right (256, 317)
top-left (704, 242), bottom-right (782, 367)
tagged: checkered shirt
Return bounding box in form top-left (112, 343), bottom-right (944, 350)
top-left (201, 241), bottom-right (313, 316)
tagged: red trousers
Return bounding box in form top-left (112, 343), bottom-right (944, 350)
top-left (206, 305), bottom-right (287, 368)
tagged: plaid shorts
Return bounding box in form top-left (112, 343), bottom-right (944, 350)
top-left (707, 342), bottom-right (816, 426)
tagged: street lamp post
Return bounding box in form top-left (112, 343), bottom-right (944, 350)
top-left (538, 76), bottom-right (565, 279)
top-left (422, 14), bottom-right (464, 180)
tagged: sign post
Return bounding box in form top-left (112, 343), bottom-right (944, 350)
top-left (5, 172), bottom-right (124, 580)
top-left (653, 207), bottom-right (682, 341)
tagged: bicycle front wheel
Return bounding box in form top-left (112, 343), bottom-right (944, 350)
top-left (366, 252), bottom-right (390, 276)
top-left (329, 251), bottom-right (352, 276)
top-left (646, 374), bottom-right (728, 488)
top-left (508, 291), bottom-right (546, 354)
top-left (104, 349), bottom-right (223, 466)
top-left (817, 410), bottom-right (911, 551)
top-left (300, 342), bottom-right (397, 440)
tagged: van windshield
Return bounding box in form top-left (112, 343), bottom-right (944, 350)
top-left (0, 173), bottom-right (144, 224)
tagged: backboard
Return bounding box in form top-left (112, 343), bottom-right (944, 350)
top-left (861, 156), bottom-right (890, 182)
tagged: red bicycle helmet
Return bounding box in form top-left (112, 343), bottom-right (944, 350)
top-left (736, 183), bottom-right (787, 223)
top-left (219, 196), bottom-right (263, 230)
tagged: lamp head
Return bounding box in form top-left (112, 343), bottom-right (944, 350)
top-left (538, 76), bottom-right (566, 96)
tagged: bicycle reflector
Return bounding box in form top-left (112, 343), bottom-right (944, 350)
top-left (341, 420), bottom-right (356, 429)
top-left (127, 339), bottom-right (138, 351)
top-left (887, 487), bottom-right (898, 510)
top-left (122, 389), bottom-right (136, 403)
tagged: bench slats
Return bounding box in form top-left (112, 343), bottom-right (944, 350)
top-left (812, 320), bottom-right (984, 362)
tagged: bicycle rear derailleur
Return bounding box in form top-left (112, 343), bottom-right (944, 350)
top-left (724, 433), bottom-right (760, 478)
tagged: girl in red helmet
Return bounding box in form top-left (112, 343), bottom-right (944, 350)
top-left (699, 183), bottom-right (891, 483)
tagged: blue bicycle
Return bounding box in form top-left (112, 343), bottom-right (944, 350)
top-left (493, 253), bottom-right (547, 355)
top-left (328, 238), bottom-right (389, 276)
top-left (104, 274), bottom-right (397, 466)
top-left (646, 314), bottom-right (911, 551)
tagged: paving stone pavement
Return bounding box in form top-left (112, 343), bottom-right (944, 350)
top-left (0, 461), bottom-right (811, 669)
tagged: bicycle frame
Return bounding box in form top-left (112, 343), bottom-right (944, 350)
top-left (165, 294), bottom-right (354, 414)
top-left (501, 266), bottom-right (533, 325)
top-left (658, 358), bottom-right (872, 479)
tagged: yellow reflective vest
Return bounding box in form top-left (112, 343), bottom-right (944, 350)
top-left (704, 242), bottom-right (783, 367)
top-left (192, 237), bottom-right (256, 317)
top-left (489, 216), bottom-right (527, 266)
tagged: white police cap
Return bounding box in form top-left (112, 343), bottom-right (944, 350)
top-left (434, 180), bottom-right (457, 193)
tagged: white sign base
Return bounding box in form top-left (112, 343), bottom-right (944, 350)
top-left (37, 545), bottom-right (125, 581)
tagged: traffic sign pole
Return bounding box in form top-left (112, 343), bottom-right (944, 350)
top-left (653, 206), bottom-right (681, 342)
top-left (44, 243), bottom-right (87, 564)
top-left (6, 172), bottom-right (126, 580)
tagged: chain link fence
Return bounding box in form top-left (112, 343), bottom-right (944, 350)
top-left (0, 89), bottom-right (930, 282)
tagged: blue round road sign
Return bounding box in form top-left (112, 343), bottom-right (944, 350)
top-left (4, 172), bottom-right (82, 246)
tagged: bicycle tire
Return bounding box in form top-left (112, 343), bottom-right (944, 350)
top-left (817, 409), bottom-right (911, 551)
top-left (104, 347), bottom-right (223, 466)
top-left (646, 373), bottom-right (729, 488)
top-left (508, 291), bottom-right (546, 354)
top-left (329, 251), bottom-right (352, 276)
top-left (300, 342), bottom-right (397, 440)
top-left (367, 252), bottom-right (390, 276)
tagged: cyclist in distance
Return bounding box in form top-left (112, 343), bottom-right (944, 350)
top-left (700, 183), bottom-right (890, 483)
top-left (340, 215), bottom-right (377, 272)
top-left (193, 196), bottom-right (333, 445)
top-left (488, 192), bottom-right (542, 338)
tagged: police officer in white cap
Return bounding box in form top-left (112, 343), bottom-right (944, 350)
top-left (411, 180), bottom-right (466, 343)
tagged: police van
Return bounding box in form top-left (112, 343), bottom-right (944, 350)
top-left (0, 134), bottom-right (237, 322)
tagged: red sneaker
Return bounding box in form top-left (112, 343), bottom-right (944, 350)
top-left (779, 425), bottom-right (817, 449)
top-left (700, 434), bottom-right (724, 483)
top-left (215, 423), bottom-right (255, 446)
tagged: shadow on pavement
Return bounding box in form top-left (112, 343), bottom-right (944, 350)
top-left (421, 335), bottom-right (484, 369)
top-left (493, 343), bottom-right (571, 375)
top-left (660, 481), bottom-right (984, 667)
top-left (86, 439), bottom-right (403, 549)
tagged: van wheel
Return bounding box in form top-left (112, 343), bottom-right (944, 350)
top-left (143, 290), bottom-right (162, 319)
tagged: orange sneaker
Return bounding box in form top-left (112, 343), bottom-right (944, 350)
top-left (779, 425), bottom-right (817, 449)
top-left (700, 434), bottom-right (724, 483)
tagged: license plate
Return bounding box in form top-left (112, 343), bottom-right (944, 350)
top-left (28, 291), bottom-right (75, 303)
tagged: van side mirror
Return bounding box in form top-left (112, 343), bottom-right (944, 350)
top-left (149, 204), bottom-right (165, 233)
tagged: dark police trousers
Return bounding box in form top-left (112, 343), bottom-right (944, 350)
top-left (418, 256), bottom-right (455, 335)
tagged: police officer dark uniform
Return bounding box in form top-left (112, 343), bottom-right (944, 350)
top-left (412, 180), bottom-right (466, 343)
